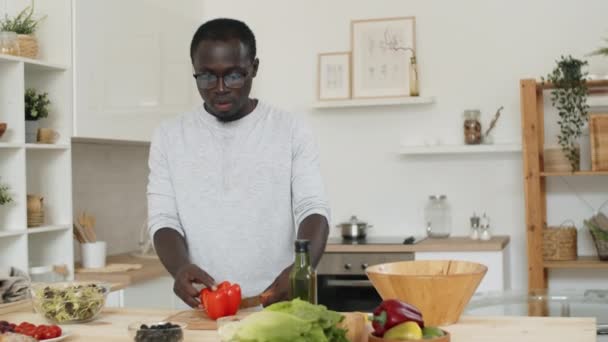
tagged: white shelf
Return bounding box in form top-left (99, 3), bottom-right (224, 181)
top-left (0, 54), bottom-right (68, 72)
top-left (313, 96), bottom-right (435, 109)
top-left (27, 224), bottom-right (71, 234)
top-left (0, 143), bottom-right (23, 149)
top-left (400, 143), bottom-right (522, 155)
top-left (0, 230), bottom-right (27, 238)
top-left (72, 137), bottom-right (150, 146)
top-left (25, 143), bottom-right (70, 150)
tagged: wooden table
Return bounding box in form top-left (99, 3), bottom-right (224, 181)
top-left (2, 306), bottom-right (596, 341)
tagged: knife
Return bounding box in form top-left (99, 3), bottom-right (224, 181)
top-left (240, 294), bottom-right (263, 308)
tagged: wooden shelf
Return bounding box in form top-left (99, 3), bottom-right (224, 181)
top-left (541, 171), bottom-right (608, 177)
top-left (0, 54), bottom-right (68, 72)
top-left (400, 143), bottom-right (521, 155)
top-left (537, 79), bottom-right (608, 90)
top-left (313, 96), bottom-right (435, 108)
top-left (27, 224), bottom-right (71, 234)
top-left (25, 143), bottom-right (70, 150)
top-left (0, 230), bottom-right (27, 238)
top-left (544, 256), bottom-right (608, 269)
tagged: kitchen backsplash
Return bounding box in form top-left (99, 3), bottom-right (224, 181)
top-left (72, 141), bottom-right (150, 257)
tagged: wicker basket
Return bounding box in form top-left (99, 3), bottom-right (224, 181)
top-left (590, 114), bottom-right (608, 171)
top-left (543, 226), bottom-right (577, 261)
top-left (544, 147), bottom-right (580, 173)
top-left (17, 34), bottom-right (38, 59)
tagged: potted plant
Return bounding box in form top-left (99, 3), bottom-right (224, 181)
top-left (0, 180), bottom-right (13, 206)
top-left (543, 56), bottom-right (590, 172)
top-left (0, 1), bottom-right (46, 59)
top-left (25, 88), bottom-right (50, 143)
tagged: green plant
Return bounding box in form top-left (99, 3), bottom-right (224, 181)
top-left (543, 56), bottom-right (589, 171)
top-left (0, 180), bottom-right (12, 205)
top-left (0, 1), bottom-right (46, 35)
top-left (590, 37), bottom-right (608, 57)
top-left (25, 88), bottom-right (50, 121)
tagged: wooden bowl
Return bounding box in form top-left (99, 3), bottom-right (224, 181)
top-left (369, 330), bottom-right (450, 342)
top-left (366, 260), bottom-right (487, 326)
top-left (0, 122), bottom-right (6, 138)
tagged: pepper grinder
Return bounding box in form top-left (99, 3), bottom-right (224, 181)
top-left (480, 213), bottom-right (492, 241)
top-left (469, 213), bottom-right (480, 240)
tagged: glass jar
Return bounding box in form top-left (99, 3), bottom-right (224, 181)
top-left (425, 195), bottom-right (452, 238)
top-left (0, 31), bottom-right (20, 56)
top-left (463, 109), bottom-right (482, 145)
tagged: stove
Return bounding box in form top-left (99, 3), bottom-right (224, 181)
top-left (327, 235), bottom-right (427, 245)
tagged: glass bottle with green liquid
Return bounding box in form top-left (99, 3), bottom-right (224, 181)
top-left (289, 239), bottom-right (317, 304)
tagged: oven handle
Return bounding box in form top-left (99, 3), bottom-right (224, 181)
top-left (326, 279), bottom-right (373, 287)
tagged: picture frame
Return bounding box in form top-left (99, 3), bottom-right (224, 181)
top-left (351, 17), bottom-right (416, 99)
top-left (317, 52), bottom-right (351, 101)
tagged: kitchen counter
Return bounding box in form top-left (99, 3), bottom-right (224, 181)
top-left (75, 253), bottom-right (169, 290)
top-left (75, 237), bottom-right (510, 290)
top-left (325, 236), bottom-right (510, 253)
top-left (2, 305), bottom-right (596, 341)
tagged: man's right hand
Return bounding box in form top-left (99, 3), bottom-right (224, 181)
top-left (173, 263), bottom-right (216, 308)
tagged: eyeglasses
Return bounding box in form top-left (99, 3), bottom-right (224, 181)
top-left (193, 69), bottom-right (250, 90)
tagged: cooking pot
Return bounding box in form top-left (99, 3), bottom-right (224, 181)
top-left (336, 215), bottom-right (373, 239)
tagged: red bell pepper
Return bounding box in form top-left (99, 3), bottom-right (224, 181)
top-left (200, 281), bottom-right (242, 320)
top-left (372, 299), bottom-right (424, 337)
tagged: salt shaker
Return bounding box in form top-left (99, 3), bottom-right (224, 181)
top-left (469, 213), bottom-right (480, 240)
top-left (480, 213), bottom-right (492, 241)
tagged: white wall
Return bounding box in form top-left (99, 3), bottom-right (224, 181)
top-left (200, 0), bottom-right (608, 291)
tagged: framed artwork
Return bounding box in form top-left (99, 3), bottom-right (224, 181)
top-left (351, 17), bottom-right (416, 98)
top-left (317, 52), bottom-right (351, 101)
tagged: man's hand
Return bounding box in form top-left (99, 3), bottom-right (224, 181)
top-left (260, 265), bottom-right (291, 307)
top-left (173, 263), bottom-right (216, 308)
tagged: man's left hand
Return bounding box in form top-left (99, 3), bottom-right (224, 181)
top-left (260, 266), bottom-right (291, 307)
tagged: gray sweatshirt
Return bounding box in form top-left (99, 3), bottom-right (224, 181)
top-left (147, 101), bottom-right (330, 297)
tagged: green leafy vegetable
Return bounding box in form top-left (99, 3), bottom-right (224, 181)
top-left (220, 299), bottom-right (349, 342)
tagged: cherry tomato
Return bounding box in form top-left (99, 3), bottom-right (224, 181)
top-left (49, 325), bottom-right (62, 337)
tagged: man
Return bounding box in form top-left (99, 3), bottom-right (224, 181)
top-left (147, 18), bottom-right (330, 308)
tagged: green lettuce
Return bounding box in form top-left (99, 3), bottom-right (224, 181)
top-left (222, 299), bottom-right (349, 342)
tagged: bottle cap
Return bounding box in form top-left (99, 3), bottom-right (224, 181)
top-left (294, 239), bottom-right (310, 253)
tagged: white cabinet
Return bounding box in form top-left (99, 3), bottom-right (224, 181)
top-left (415, 247), bottom-right (511, 293)
top-left (73, 0), bottom-right (204, 141)
top-left (106, 277), bottom-right (189, 310)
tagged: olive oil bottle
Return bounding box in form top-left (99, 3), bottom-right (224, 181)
top-left (288, 239), bottom-right (317, 304)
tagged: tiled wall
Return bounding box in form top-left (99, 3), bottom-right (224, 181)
top-left (72, 142), bottom-right (150, 257)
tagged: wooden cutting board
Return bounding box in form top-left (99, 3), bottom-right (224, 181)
top-left (164, 308), bottom-right (254, 330)
top-left (164, 309), bottom-right (368, 342)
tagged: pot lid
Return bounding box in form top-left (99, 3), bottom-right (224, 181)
top-left (339, 215), bottom-right (367, 225)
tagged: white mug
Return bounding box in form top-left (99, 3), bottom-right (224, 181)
top-left (81, 241), bottom-right (107, 269)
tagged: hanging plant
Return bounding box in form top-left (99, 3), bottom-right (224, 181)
top-left (0, 180), bottom-right (13, 206)
top-left (543, 56), bottom-right (589, 171)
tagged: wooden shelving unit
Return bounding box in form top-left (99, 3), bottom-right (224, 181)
top-left (544, 256), bottom-right (608, 269)
top-left (520, 78), bottom-right (608, 292)
top-left (0, 0), bottom-right (74, 279)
